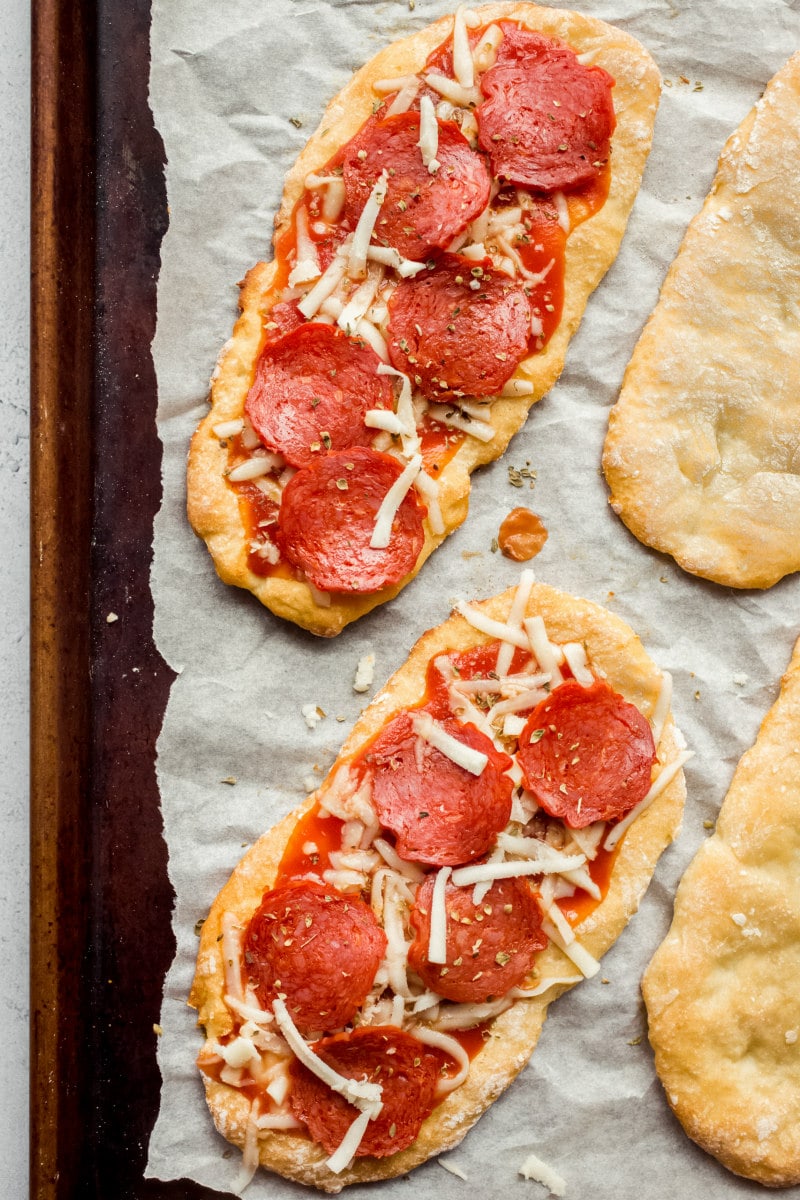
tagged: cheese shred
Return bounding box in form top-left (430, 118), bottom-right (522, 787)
top-left (370, 453), bottom-right (423, 548)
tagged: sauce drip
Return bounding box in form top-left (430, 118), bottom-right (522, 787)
top-left (498, 507), bottom-right (548, 562)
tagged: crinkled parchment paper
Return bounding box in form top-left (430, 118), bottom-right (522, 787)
top-left (146, 1), bottom-right (800, 1195)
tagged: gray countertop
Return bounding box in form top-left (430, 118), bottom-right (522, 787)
top-left (3, 0), bottom-right (30, 1193)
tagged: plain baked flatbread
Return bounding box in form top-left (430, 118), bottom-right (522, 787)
top-left (603, 51), bottom-right (800, 590)
top-left (643, 635), bottom-right (800, 1187)
top-left (190, 581), bottom-right (687, 1192)
top-left (188, 4), bottom-right (661, 635)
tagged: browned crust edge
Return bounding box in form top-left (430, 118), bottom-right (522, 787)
top-left (643, 636), bottom-right (800, 1187)
top-left (602, 52), bottom-right (800, 590)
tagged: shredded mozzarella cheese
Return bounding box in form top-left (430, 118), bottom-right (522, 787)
top-left (367, 245), bottom-right (426, 277)
top-left (353, 652), bottom-right (375, 694)
top-left (273, 999), bottom-right (383, 1116)
top-left (385, 77), bottom-right (422, 116)
top-left (553, 191), bottom-right (571, 233)
top-left (486, 686), bottom-right (549, 724)
top-left (561, 642), bottom-right (594, 687)
top-left (230, 1099), bottom-right (261, 1195)
top-left (364, 409), bottom-right (406, 435)
top-left (428, 866), bottom-right (452, 965)
top-left (424, 72), bottom-right (480, 107)
top-left (355, 316), bottom-right (389, 361)
top-left (559, 864), bottom-right (601, 901)
top-left (372, 73), bottom-right (419, 94)
top-left (650, 671), bottom-right (673, 747)
top-left (287, 205), bottom-right (321, 287)
top-left (523, 615), bottom-right (565, 683)
top-left (224, 993), bottom-right (275, 1028)
top-left (297, 246), bottom-right (350, 319)
top-left (307, 583), bottom-right (331, 609)
top-left (509, 974), bottom-right (581, 999)
top-left (348, 170), bottom-right (389, 279)
top-left (221, 912), bottom-right (244, 1001)
top-left (605, 750), bottom-right (694, 851)
top-left (567, 822), bottom-right (606, 861)
top-left (452, 853), bottom-right (586, 887)
top-left (456, 602), bottom-right (530, 648)
top-left (412, 711), bottom-right (488, 775)
top-left (418, 94), bottom-right (441, 173)
top-left (381, 874), bottom-right (414, 997)
top-left (471, 843), bottom-right (505, 905)
top-left (226, 457), bottom-right (270, 483)
top-left (439, 1157), bottom-right (469, 1181)
top-left (496, 570), bottom-right (535, 675)
top-left (373, 837), bottom-right (425, 882)
top-left (433, 997), bottom-right (512, 1030)
top-left (540, 918), bottom-right (600, 978)
top-left (376, 362), bottom-right (417, 443)
top-left (501, 378), bottom-right (534, 397)
top-left (370, 453), bottom-right (422, 548)
top-left (214, 1036), bottom-right (259, 1069)
top-left (411, 1025), bottom-right (470, 1093)
top-left (452, 6), bottom-right (474, 88)
top-left (428, 403), bottom-right (495, 442)
top-left (213, 417), bottom-right (244, 439)
top-left (519, 1151), bottom-right (567, 1196)
top-left (337, 263), bottom-right (384, 334)
top-left (256, 1111), bottom-right (302, 1131)
top-left (414, 470), bottom-right (445, 535)
top-left (326, 1108), bottom-right (373, 1174)
top-left (472, 22), bottom-right (503, 72)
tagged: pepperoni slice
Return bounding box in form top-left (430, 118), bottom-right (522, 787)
top-left (476, 26), bottom-right (616, 192)
top-left (276, 446), bottom-right (426, 594)
top-left (365, 711), bottom-right (513, 865)
top-left (263, 299), bottom-right (305, 344)
top-left (244, 323), bottom-right (392, 469)
top-left (408, 875), bottom-right (547, 1003)
top-left (517, 678), bottom-right (656, 828)
top-left (342, 112), bottom-right (491, 260)
top-left (387, 252), bottom-right (531, 400)
top-left (243, 879), bottom-right (387, 1035)
top-left (289, 1027), bottom-right (442, 1157)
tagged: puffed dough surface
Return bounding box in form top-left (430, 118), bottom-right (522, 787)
top-left (188, 4), bottom-right (661, 635)
top-left (643, 635), bottom-right (800, 1187)
top-left (191, 582), bottom-right (686, 1191)
top-left (603, 52), bottom-right (800, 590)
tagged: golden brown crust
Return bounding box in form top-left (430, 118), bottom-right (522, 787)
top-left (191, 582), bottom-right (686, 1191)
top-left (603, 52), bottom-right (800, 590)
top-left (643, 636), bottom-right (800, 1188)
top-left (187, 5), bottom-right (661, 635)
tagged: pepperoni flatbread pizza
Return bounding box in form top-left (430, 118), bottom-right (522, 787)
top-left (187, 5), bottom-right (661, 635)
top-left (190, 576), bottom-right (688, 1191)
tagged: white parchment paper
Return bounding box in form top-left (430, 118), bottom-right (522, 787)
top-left (147, 1), bottom-right (800, 1195)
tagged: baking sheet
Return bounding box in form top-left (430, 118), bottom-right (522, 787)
top-left (147, 0), bottom-right (800, 1195)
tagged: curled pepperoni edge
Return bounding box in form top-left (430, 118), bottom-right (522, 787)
top-left (243, 878), bottom-right (387, 1035)
top-left (516, 678), bottom-right (657, 828)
